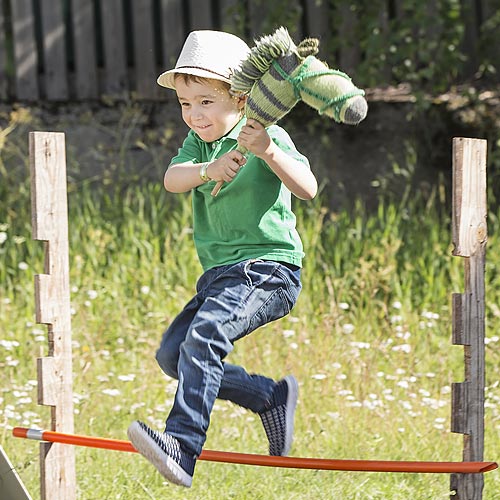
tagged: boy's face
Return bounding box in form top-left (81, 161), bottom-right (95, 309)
top-left (175, 78), bottom-right (245, 143)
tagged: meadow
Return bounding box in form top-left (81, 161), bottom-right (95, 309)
top-left (1, 144), bottom-right (500, 499)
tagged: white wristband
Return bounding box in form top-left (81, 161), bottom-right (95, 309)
top-left (199, 163), bottom-right (211, 182)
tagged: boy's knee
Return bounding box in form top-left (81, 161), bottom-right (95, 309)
top-left (155, 346), bottom-right (179, 379)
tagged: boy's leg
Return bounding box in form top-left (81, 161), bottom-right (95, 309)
top-left (129, 260), bottom-right (301, 486)
top-left (164, 260), bottom-right (301, 456)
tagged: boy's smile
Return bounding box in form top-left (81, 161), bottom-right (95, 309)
top-left (175, 79), bottom-right (245, 143)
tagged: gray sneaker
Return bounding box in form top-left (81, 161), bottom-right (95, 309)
top-left (259, 375), bottom-right (298, 456)
top-left (127, 421), bottom-right (196, 487)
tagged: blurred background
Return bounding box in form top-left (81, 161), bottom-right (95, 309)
top-left (0, 0), bottom-right (499, 207)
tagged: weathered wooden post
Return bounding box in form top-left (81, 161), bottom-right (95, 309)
top-left (29, 131), bottom-right (76, 500)
top-left (450, 137), bottom-right (487, 499)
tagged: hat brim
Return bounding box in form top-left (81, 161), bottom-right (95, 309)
top-left (157, 68), bottom-right (232, 90)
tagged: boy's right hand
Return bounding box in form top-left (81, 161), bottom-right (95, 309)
top-left (207, 150), bottom-right (246, 183)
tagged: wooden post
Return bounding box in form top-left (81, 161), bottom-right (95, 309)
top-left (450, 137), bottom-right (487, 499)
top-left (29, 132), bottom-right (76, 500)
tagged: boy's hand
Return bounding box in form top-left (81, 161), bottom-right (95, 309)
top-left (237, 119), bottom-right (273, 157)
top-left (207, 150), bottom-right (246, 183)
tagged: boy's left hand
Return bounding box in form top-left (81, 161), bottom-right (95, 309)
top-left (237, 119), bottom-right (273, 157)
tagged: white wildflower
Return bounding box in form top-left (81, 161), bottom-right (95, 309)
top-left (102, 389), bottom-right (120, 396)
top-left (327, 412), bottom-right (341, 420)
top-left (342, 323), bottom-right (355, 334)
top-left (0, 340), bottom-right (20, 350)
top-left (392, 344), bottom-right (411, 354)
top-left (350, 341), bottom-right (370, 349)
top-left (485, 336), bottom-right (500, 345)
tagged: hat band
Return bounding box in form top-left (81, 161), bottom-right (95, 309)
top-left (175, 65), bottom-right (230, 80)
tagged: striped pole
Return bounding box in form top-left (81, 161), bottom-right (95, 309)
top-left (13, 427), bottom-right (497, 474)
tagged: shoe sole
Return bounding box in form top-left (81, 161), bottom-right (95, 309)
top-left (127, 421), bottom-right (193, 488)
top-left (282, 375), bottom-right (299, 456)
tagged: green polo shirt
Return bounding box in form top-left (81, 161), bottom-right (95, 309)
top-left (169, 118), bottom-right (310, 271)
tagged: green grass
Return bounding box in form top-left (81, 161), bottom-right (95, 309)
top-left (1, 172), bottom-right (500, 499)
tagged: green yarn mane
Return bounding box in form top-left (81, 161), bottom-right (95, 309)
top-left (231, 27), bottom-right (319, 94)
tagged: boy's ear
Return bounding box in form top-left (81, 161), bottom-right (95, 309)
top-left (237, 94), bottom-right (247, 110)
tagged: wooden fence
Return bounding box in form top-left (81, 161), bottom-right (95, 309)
top-left (0, 0), bottom-right (497, 103)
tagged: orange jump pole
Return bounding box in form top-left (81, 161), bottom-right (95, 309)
top-left (13, 427), bottom-right (497, 474)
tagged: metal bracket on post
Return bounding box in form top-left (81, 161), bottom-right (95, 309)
top-left (29, 131), bottom-right (76, 500)
top-left (449, 137), bottom-right (487, 500)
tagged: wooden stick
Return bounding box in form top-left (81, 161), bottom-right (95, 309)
top-left (13, 428), bottom-right (498, 474)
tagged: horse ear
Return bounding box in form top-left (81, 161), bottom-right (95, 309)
top-left (297, 38), bottom-right (320, 58)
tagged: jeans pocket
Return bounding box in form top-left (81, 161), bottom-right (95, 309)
top-left (248, 286), bottom-right (291, 333)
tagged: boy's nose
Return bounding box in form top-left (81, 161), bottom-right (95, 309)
top-left (190, 107), bottom-right (203, 120)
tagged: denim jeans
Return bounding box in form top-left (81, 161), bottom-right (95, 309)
top-left (155, 259), bottom-right (302, 456)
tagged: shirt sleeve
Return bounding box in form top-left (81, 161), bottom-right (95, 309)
top-left (268, 125), bottom-right (310, 168)
top-left (169, 130), bottom-right (202, 165)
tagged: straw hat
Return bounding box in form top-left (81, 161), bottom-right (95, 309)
top-left (157, 30), bottom-right (250, 90)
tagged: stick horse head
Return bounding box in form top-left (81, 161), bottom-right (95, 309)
top-left (212, 26), bottom-right (368, 195)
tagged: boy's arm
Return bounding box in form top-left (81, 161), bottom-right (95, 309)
top-left (163, 162), bottom-right (205, 193)
top-left (237, 120), bottom-right (318, 200)
top-left (164, 152), bottom-right (246, 193)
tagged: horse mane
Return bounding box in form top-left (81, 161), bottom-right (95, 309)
top-left (231, 27), bottom-right (319, 94)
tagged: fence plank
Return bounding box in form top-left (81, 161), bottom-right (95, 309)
top-left (160, 0), bottom-right (185, 71)
top-left (304, 0), bottom-right (331, 59)
top-left (460, 0), bottom-right (480, 77)
top-left (219, 0), bottom-right (241, 35)
top-left (40, 0), bottom-right (68, 100)
top-left (10, 0), bottom-right (39, 100)
top-left (0, 4), bottom-right (8, 99)
top-left (131, 0), bottom-right (158, 99)
top-left (100, 0), bottom-right (128, 97)
top-left (247, 1), bottom-right (270, 39)
top-left (337, 1), bottom-right (361, 74)
top-left (71, 0), bottom-right (98, 99)
top-left (188, 0), bottom-right (215, 30)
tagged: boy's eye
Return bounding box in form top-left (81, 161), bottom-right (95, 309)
top-left (201, 99), bottom-right (213, 105)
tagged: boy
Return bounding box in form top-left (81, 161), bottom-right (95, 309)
top-left (128, 30), bottom-right (318, 488)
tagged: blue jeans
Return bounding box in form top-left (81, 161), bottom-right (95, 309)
top-left (155, 259), bottom-right (302, 456)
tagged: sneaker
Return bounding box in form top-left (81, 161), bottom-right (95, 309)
top-left (259, 375), bottom-right (298, 456)
top-left (127, 421), bottom-right (196, 487)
